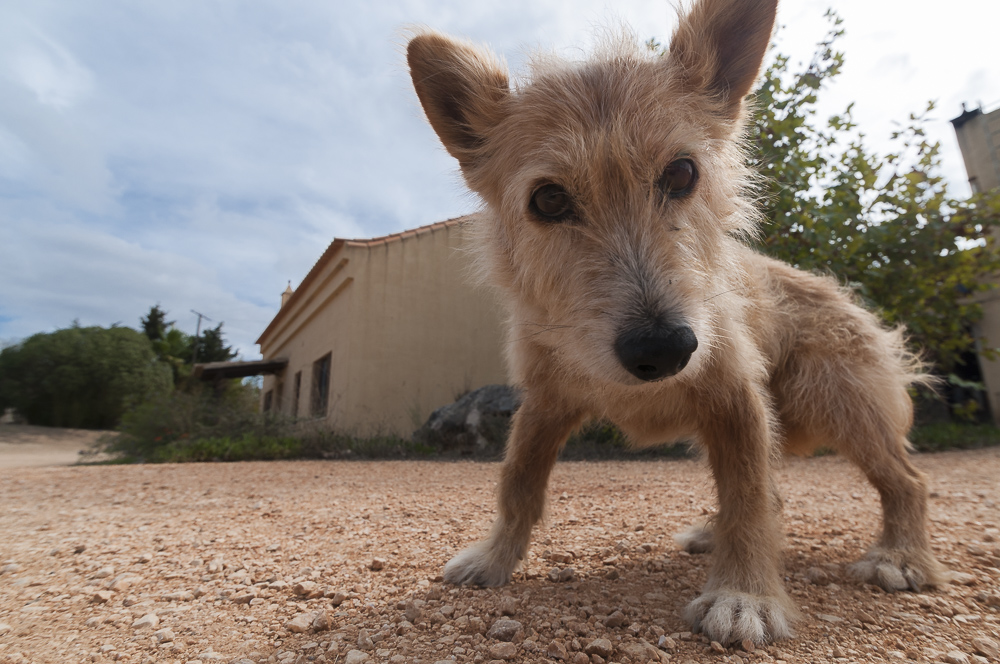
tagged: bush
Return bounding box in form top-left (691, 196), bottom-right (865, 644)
top-left (0, 325), bottom-right (172, 429)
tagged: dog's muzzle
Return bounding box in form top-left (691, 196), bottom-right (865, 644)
top-left (614, 323), bottom-right (698, 382)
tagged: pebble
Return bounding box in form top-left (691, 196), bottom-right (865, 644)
top-left (499, 596), bottom-right (518, 616)
top-left (973, 637), bottom-right (999, 659)
top-left (369, 558), bottom-right (386, 571)
top-left (805, 566), bottom-right (831, 585)
top-left (0, 623), bottom-right (10, 635)
top-left (0, 564), bottom-right (21, 575)
top-left (91, 590), bottom-right (113, 603)
top-left (817, 613), bottom-right (843, 623)
top-left (585, 637), bottom-right (613, 659)
top-left (572, 653), bottom-right (591, 664)
top-left (343, 651), bottom-right (369, 664)
top-left (856, 609), bottom-right (876, 624)
top-left (658, 635), bottom-right (676, 651)
top-left (944, 652), bottom-right (970, 664)
top-left (285, 613), bottom-right (314, 634)
top-left (603, 610), bottom-right (626, 628)
top-left (547, 640), bottom-right (568, 659)
top-left (131, 613), bottom-right (159, 630)
top-left (93, 566), bottom-right (115, 579)
top-left (404, 600), bottom-right (423, 623)
top-left (548, 567), bottom-right (576, 582)
top-left (488, 642), bottom-right (518, 660)
top-left (153, 628), bottom-right (175, 643)
top-left (710, 641), bottom-right (726, 653)
top-left (486, 618), bottom-right (523, 642)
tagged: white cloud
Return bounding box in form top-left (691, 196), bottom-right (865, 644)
top-left (0, 0), bottom-right (997, 356)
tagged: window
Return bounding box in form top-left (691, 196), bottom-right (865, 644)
top-left (311, 353), bottom-right (332, 417)
top-left (263, 390), bottom-right (273, 413)
top-left (292, 371), bottom-right (302, 418)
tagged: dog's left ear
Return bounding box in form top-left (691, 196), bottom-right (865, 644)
top-left (668, 0), bottom-right (777, 118)
top-left (407, 32), bottom-right (510, 169)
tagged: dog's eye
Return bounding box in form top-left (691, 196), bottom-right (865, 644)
top-left (530, 184), bottom-right (574, 221)
top-left (658, 158), bottom-right (698, 199)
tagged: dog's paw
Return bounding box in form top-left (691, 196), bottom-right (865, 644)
top-left (849, 546), bottom-right (950, 592)
top-left (675, 521), bottom-right (714, 554)
top-left (685, 590), bottom-right (794, 645)
top-left (443, 540), bottom-right (518, 587)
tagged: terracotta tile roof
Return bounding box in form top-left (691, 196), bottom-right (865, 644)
top-left (256, 215), bottom-right (474, 346)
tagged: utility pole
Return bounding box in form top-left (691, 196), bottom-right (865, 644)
top-left (190, 309), bottom-right (212, 365)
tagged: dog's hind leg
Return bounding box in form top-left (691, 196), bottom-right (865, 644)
top-left (443, 395), bottom-right (584, 586)
top-left (684, 380), bottom-right (796, 645)
top-left (840, 432), bottom-right (949, 591)
top-left (676, 487), bottom-right (783, 554)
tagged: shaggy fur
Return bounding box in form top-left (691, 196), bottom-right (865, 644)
top-left (407, 0), bottom-right (948, 645)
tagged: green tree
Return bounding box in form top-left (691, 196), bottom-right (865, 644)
top-left (140, 304), bottom-right (172, 344)
top-left (0, 325), bottom-right (172, 429)
top-left (188, 323), bottom-right (238, 364)
top-left (748, 12), bottom-right (1000, 375)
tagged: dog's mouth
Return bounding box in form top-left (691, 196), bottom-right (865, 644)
top-left (613, 323), bottom-right (698, 382)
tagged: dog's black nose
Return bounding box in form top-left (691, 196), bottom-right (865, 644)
top-left (614, 324), bottom-right (698, 382)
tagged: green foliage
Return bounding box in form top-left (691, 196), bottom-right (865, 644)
top-left (909, 422), bottom-right (1000, 452)
top-left (750, 12), bottom-right (1000, 374)
top-left (0, 325), bottom-right (172, 429)
top-left (138, 305), bottom-right (239, 384)
top-left (191, 323), bottom-right (237, 364)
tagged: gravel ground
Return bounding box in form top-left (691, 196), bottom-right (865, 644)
top-left (1, 449), bottom-right (998, 664)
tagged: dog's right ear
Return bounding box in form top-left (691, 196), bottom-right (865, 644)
top-left (668, 0), bottom-right (777, 119)
top-left (407, 32), bottom-right (509, 168)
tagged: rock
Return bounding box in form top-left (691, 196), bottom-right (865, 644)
top-left (816, 613), bottom-right (843, 623)
top-left (0, 623), bottom-right (10, 636)
top-left (973, 637), bottom-right (999, 659)
top-left (132, 613), bottom-right (159, 630)
top-left (93, 566), bottom-right (114, 579)
top-left (657, 635), bottom-right (676, 651)
top-left (343, 651), bottom-right (369, 664)
top-left (413, 384), bottom-right (521, 451)
top-left (232, 590), bottom-right (257, 604)
top-left (488, 642), bottom-right (518, 660)
top-left (950, 572), bottom-right (977, 586)
top-left (710, 641), bottom-right (726, 653)
top-left (1, 564), bottom-right (21, 575)
top-left (944, 652), bottom-right (970, 664)
top-left (91, 590), bottom-right (113, 603)
top-left (328, 590), bottom-right (349, 606)
top-left (294, 581), bottom-right (321, 598)
top-left (856, 609), bottom-right (876, 624)
top-left (357, 628), bottom-right (374, 650)
top-left (487, 618), bottom-right (524, 643)
top-left (805, 566), bottom-right (830, 585)
top-left (369, 558), bottom-right (386, 571)
top-left (618, 640), bottom-right (662, 662)
top-left (572, 653), bottom-right (590, 664)
top-left (585, 638), bottom-right (613, 659)
top-left (162, 590), bottom-right (194, 602)
top-left (107, 574), bottom-right (137, 591)
top-left (499, 596), bottom-right (518, 616)
top-left (547, 640), bottom-right (568, 659)
top-left (286, 613), bottom-right (314, 634)
top-left (404, 600), bottom-right (423, 623)
top-left (548, 567), bottom-right (576, 582)
top-left (603, 610), bottom-right (626, 628)
top-left (153, 628), bottom-right (174, 643)
top-left (312, 610), bottom-right (330, 632)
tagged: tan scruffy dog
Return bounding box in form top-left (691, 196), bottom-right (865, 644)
top-left (407, 0), bottom-right (948, 645)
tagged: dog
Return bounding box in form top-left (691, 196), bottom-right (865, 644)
top-left (407, 0), bottom-right (948, 644)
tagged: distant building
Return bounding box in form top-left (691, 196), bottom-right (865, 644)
top-left (952, 104), bottom-right (1000, 422)
top-left (254, 216), bottom-right (507, 436)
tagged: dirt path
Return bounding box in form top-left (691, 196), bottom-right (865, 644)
top-left (0, 449), bottom-right (998, 664)
top-left (0, 425), bottom-right (108, 469)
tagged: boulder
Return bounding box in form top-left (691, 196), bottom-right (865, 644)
top-left (413, 384), bottom-right (521, 452)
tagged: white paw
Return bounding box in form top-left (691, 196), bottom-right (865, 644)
top-left (443, 540), bottom-right (519, 587)
top-left (849, 546), bottom-right (948, 592)
top-left (685, 590), bottom-right (794, 645)
top-left (675, 521), bottom-right (714, 554)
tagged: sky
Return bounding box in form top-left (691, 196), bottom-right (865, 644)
top-left (1, 0), bottom-right (998, 360)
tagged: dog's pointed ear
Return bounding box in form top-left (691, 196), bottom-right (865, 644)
top-left (668, 0), bottom-right (777, 118)
top-left (407, 32), bottom-right (510, 167)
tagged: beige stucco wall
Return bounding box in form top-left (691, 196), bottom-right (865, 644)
top-left (259, 219), bottom-right (508, 436)
top-left (954, 107), bottom-right (1000, 422)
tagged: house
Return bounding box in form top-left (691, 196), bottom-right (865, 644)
top-left (952, 104), bottom-right (1000, 422)
top-left (254, 215), bottom-right (508, 435)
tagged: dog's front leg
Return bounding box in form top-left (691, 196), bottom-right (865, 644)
top-left (443, 394), bottom-right (584, 586)
top-left (685, 381), bottom-right (795, 644)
